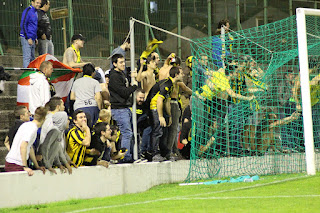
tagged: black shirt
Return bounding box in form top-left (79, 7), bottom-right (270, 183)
top-left (108, 69), bottom-right (137, 109)
top-left (37, 9), bottom-right (52, 40)
top-left (83, 134), bottom-right (106, 166)
top-left (145, 77), bottom-right (174, 110)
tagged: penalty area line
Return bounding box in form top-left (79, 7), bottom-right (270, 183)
top-left (65, 175), bottom-right (313, 213)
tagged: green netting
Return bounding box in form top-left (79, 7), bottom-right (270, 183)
top-left (186, 15), bottom-right (320, 181)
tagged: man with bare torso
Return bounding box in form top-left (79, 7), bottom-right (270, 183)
top-left (63, 34), bottom-right (90, 68)
top-left (158, 53), bottom-right (192, 159)
top-left (136, 56), bottom-right (157, 97)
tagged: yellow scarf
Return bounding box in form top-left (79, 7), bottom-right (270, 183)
top-left (72, 44), bottom-right (81, 63)
top-left (83, 75), bottom-right (92, 78)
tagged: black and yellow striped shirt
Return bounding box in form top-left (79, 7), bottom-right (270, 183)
top-left (230, 73), bottom-right (246, 103)
top-left (66, 125), bottom-right (87, 167)
top-left (146, 77), bottom-right (174, 110)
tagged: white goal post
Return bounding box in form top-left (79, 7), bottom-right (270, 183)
top-left (296, 8), bottom-right (318, 175)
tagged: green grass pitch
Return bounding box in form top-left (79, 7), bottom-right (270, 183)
top-left (2, 173), bottom-right (320, 213)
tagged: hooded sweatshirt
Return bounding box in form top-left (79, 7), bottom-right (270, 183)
top-left (40, 112), bottom-right (69, 169)
top-left (29, 72), bottom-right (51, 115)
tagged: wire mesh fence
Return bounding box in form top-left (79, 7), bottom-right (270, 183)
top-left (0, 0), bottom-right (319, 59)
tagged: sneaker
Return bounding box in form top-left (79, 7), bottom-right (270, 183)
top-left (137, 159), bottom-right (148, 163)
top-left (166, 154), bottom-right (176, 161)
top-left (109, 159), bottom-right (118, 164)
top-left (118, 158), bottom-right (134, 164)
top-left (133, 159), bottom-right (142, 164)
top-left (140, 151), bottom-right (153, 162)
top-left (173, 152), bottom-right (185, 161)
top-left (152, 154), bottom-right (167, 162)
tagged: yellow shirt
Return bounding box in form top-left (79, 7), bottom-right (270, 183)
top-left (197, 71), bottom-right (231, 99)
top-left (310, 84), bottom-right (320, 106)
top-left (66, 126), bottom-right (87, 167)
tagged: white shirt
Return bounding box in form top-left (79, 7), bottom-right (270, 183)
top-left (29, 72), bottom-right (51, 115)
top-left (6, 121), bottom-right (38, 166)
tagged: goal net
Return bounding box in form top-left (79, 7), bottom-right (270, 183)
top-left (186, 14), bottom-right (320, 181)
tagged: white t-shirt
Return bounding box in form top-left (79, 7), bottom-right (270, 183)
top-left (6, 121), bottom-right (38, 166)
top-left (96, 68), bottom-right (106, 83)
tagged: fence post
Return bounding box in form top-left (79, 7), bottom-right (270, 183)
top-left (144, 0), bottom-right (149, 46)
top-left (129, 19), bottom-right (138, 161)
top-left (289, 0), bottom-right (293, 16)
top-left (264, 0), bottom-right (268, 25)
top-left (177, 0), bottom-right (181, 57)
top-left (0, 43), bottom-right (3, 56)
top-left (108, 0), bottom-right (114, 55)
top-left (68, 0), bottom-right (74, 40)
top-left (236, 0), bottom-right (241, 31)
top-left (208, 0), bottom-right (212, 36)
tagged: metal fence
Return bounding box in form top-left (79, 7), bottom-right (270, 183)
top-left (0, 0), bottom-right (319, 59)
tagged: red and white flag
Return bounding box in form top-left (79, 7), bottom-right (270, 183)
top-left (17, 54), bottom-right (82, 108)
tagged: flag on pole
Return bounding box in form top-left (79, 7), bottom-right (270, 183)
top-left (17, 54), bottom-right (82, 108)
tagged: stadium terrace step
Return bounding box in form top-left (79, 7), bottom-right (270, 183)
top-left (4, 69), bottom-right (25, 81)
top-left (0, 110), bottom-right (15, 129)
top-left (0, 146), bottom-right (8, 166)
top-left (0, 96), bottom-right (17, 111)
top-left (1, 81), bottom-right (18, 96)
top-left (0, 55), bottom-right (23, 68)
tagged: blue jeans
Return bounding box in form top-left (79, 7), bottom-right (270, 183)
top-left (111, 108), bottom-right (133, 160)
top-left (38, 39), bottom-right (54, 55)
top-left (21, 37), bottom-right (35, 68)
top-left (77, 106), bottom-right (100, 128)
top-left (140, 126), bottom-right (152, 153)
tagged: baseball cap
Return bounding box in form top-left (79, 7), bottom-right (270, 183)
top-left (71, 34), bottom-right (86, 42)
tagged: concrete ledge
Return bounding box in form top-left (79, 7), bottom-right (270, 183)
top-left (0, 160), bottom-right (191, 208)
top-left (1, 153), bottom-right (319, 208)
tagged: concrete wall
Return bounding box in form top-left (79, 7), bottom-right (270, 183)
top-left (0, 160), bottom-right (190, 208)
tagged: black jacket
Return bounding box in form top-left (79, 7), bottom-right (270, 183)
top-left (108, 69), bottom-right (137, 109)
top-left (37, 9), bottom-right (52, 40)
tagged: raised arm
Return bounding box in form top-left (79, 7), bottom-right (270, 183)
top-left (136, 59), bottom-right (147, 82)
top-left (269, 111), bottom-right (301, 128)
top-left (177, 82), bottom-right (192, 95)
top-left (226, 88), bottom-right (254, 101)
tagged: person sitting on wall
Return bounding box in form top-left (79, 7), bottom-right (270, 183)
top-left (5, 107), bottom-right (47, 176)
top-left (40, 111), bottom-right (73, 174)
top-left (4, 106), bottom-right (31, 151)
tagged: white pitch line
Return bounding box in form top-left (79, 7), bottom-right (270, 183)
top-left (65, 175), bottom-right (314, 213)
top-left (179, 175), bottom-right (312, 199)
top-left (175, 195), bottom-right (320, 200)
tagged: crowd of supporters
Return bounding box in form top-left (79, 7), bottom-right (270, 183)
top-left (1, 0), bottom-right (311, 177)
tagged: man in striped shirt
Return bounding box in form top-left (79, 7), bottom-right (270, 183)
top-left (67, 110), bottom-right (96, 167)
